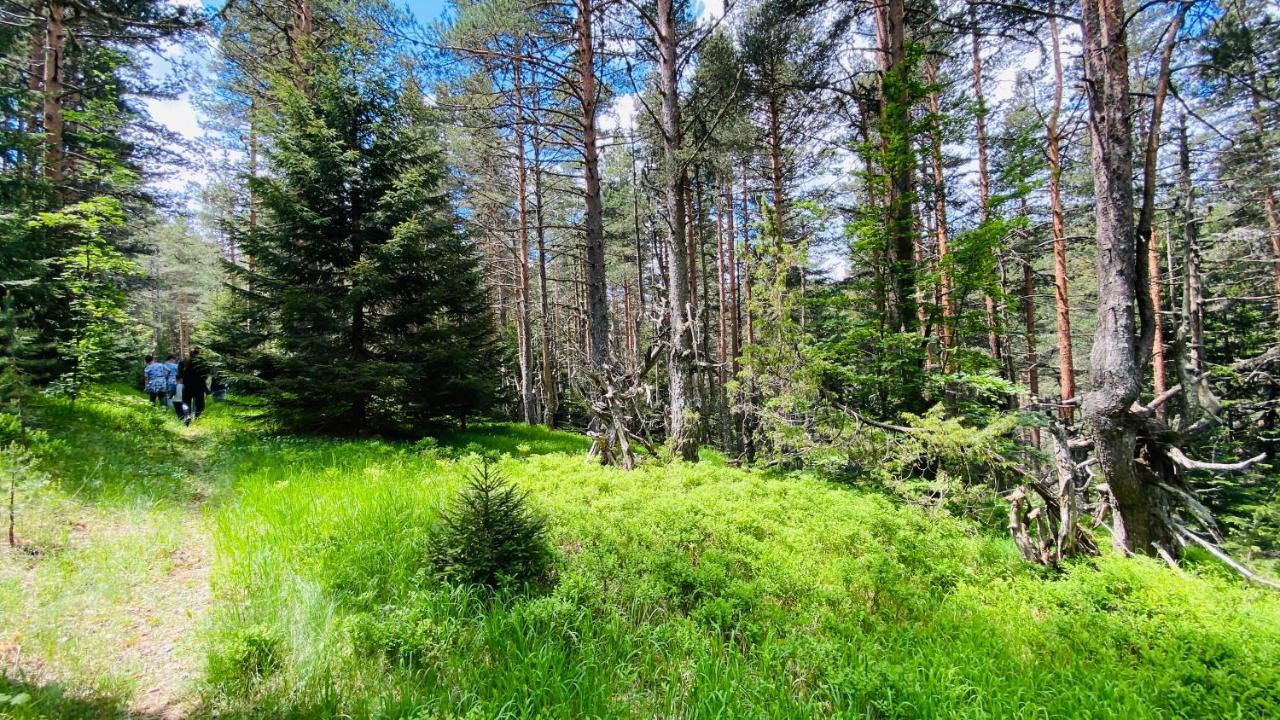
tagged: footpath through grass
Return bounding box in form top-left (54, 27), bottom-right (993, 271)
top-left (2, 386), bottom-right (1279, 718)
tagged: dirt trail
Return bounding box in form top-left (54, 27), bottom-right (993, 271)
top-left (1, 420), bottom-right (218, 719)
top-left (126, 522), bottom-right (211, 720)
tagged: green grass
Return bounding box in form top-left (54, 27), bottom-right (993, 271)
top-left (3, 386), bottom-right (1280, 719)
top-left (0, 388), bottom-right (231, 718)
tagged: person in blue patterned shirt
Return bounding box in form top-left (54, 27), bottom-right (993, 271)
top-left (143, 355), bottom-right (169, 408)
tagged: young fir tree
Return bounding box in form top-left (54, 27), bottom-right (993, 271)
top-left (227, 46), bottom-right (500, 433)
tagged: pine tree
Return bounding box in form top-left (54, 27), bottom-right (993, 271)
top-left (225, 44), bottom-right (500, 433)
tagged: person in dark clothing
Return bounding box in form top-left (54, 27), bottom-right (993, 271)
top-left (211, 372), bottom-right (228, 402)
top-left (178, 347), bottom-right (211, 425)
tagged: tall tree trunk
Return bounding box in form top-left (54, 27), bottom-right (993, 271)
top-left (1023, 256), bottom-right (1040, 448)
top-left (765, 68), bottom-right (786, 252)
top-left (656, 0), bottom-right (698, 460)
top-left (739, 162), bottom-right (755, 458)
top-left (725, 180), bottom-right (740, 374)
top-left (874, 0), bottom-right (917, 337)
top-left (716, 190), bottom-right (730, 449)
top-left (28, 2), bottom-right (43, 137)
top-left (971, 22), bottom-right (1002, 365)
top-left (1134, 1), bottom-right (1189, 369)
top-left (630, 127), bottom-right (645, 363)
top-left (916, 180), bottom-right (935, 370)
top-left (1047, 0), bottom-right (1075, 419)
top-left (926, 66), bottom-right (953, 366)
top-left (1265, 187), bottom-right (1280, 322)
top-left (513, 52), bottom-right (537, 424)
top-left (685, 177), bottom-right (698, 313)
top-left (741, 163), bottom-right (754, 347)
top-left (577, 0), bottom-right (610, 370)
top-left (1080, 0), bottom-right (1169, 556)
top-left (1245, 61), bottom-right (1280, 321)
top-left (716, 193), bottom-right (728, 379)
top-left (533, 136), bottom-right (557, 426)
top-left (286, 0), bottom-right (312, 92)
top-left (42, 0), bottom-right (65, 185)
top-left (1148, 227), bottom-right (1168, 424)
top-left (1177, 114), bottom-right (1204, 423)
top-left (248, 96), bottom-right (259, 244)
top-left (623, 281), bottom-right (634, 360)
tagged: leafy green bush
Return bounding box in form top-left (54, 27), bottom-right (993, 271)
top-left (207, 625), bottom-right (284, 693)
top-left (430, 460), bottom-right (553, 590)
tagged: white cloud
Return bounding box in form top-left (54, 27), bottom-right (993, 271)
top-left (145, 95), bottom-right (204, 141)
top-left (699, 0), bottom-right (724, 24)
top-left (600, 93), bottom-right (637, 136)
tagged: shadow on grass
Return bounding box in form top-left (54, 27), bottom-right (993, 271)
top-left (24, 386), bottom-right (207, 505)
top-left (0, 675), bottom-right (183, 720)
top-left (434, 422), bottom-right (592, 457)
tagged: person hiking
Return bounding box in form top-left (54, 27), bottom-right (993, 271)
top-left (164, 354), bottom-right (178, 394)
top-left (178, 348), bottom-right (211, 425)
top-left (165, 354), bottom-right (183, 419)
top-left (211, 371), bottom-right (228, 402)
top-left (143, 355), bottom-right (168, 408)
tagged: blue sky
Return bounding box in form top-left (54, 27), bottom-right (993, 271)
top-left (404, 0), bottom-right (448, 23)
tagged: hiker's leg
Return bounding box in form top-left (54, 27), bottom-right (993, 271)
top-left (192, 391), bottom-right (206, 419)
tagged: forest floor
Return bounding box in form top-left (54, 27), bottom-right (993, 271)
top-left (1, 387), bottom-right (1279, 719)
top-left (0, 390), bottom-right (222, 719)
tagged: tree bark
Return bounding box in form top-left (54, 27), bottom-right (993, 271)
top-left (288, 0), bottom-right (312, 91)
top-left (28, 1), bottom-right (43, 137)
top-left (971, 22), bottom-right (1002, 365)
top-left (1023, 256), bottom-right (1040, 448)
top-left (533, 134), bottom-right (557, 427)
top-left (1047, 0), bottom-right (1075, 419)
top-left (716, 191), bottom-right (730, 448)
top-left (1080, 0), bottom-right (1170, 556)
top-left (1246, 63), bottom-right (1280, 321)
top-left (1177, 114), bottom-right (1205, 423)
top-left (1134, 1), bottom-right (1189, 370)
top-left (765, 65), bottom-right (786, 252)
top-left (874, 0), bottom-right (918, 338)
top-left (1148, 227), bottom-right (1168, 424)
top-left (926, 64), bottom-right (953, 366)
top-left (577, 0), bottom-right (610, 370)
top-left (740, 163), bottom-right (754, 347)
top-left (512, 51), bottom-right (537, 424)
top-left (630, 127), bottom-right (645, 364)
top-left (42, 0), bottom-right (66, 185)
top-left (656, 0), bottom-right (698, 460)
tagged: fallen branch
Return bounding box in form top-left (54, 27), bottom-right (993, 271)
top-left (1165, 448), bottom-right (1266, 473)
top-left (1176, 528), bottom-right (1280, 591)
top-left (1155, 481), bottom-right (1222, 542)
top-left (1134, 384), bottom-right (1182, 417)
top-left (835, 403), bottom-right (915, 434)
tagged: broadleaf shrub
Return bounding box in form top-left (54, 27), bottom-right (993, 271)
top-left (430, 460), bottom-right (552, 589)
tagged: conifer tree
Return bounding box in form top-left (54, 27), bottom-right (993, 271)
top-left (226, 38), bottom-right (500, 433)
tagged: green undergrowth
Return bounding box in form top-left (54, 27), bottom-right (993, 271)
top-left (3, 387), bottom-right (1280, 719)
top-left (203, 414), bottom-right (1280, 718)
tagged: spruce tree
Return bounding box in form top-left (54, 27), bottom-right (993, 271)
top-left (226, 44), bottom-right (500, 433)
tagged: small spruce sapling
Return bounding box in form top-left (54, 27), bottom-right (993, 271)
top-left (0, 296), bottom-right (42, 548)
top-left (431, 459), bottom-right (553, 590)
